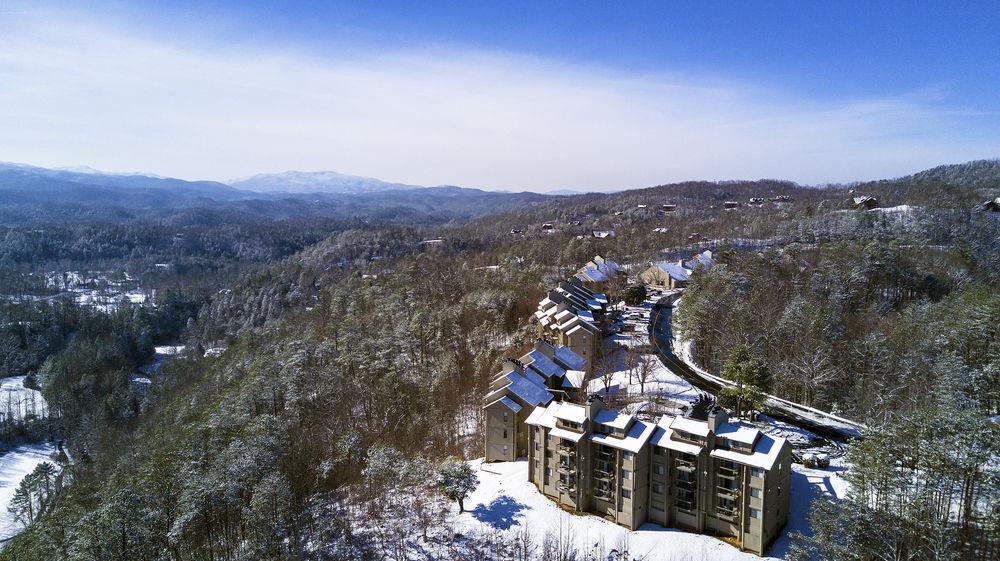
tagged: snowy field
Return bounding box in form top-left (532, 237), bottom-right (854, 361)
top-left (0, 443), bottom-right (57, 541)
top-left (0, 376), bottom-right (47, 422)
top-left (456, 458), bottom-right (848, 561)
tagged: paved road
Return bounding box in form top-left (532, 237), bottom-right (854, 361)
top-left (648, 299), bottom-right (864, 441)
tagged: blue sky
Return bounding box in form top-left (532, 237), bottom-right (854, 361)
top-left (1, 1), bottom-right (998, 191)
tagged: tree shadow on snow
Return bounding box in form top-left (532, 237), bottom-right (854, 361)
top-left (766, 467), bottom-right (845, 559)
top-left (469, 494), bottom-right (528, 530)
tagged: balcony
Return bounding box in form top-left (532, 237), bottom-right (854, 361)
top-left (716, 485), bottom-right (739, 500)
top-left (557, 481), bottom-right (576, 494)
top-left (594, 488), bottom-right (615, 501)
top-left (558, 444), bottom-right (576, 455)
top-left (715, 505), bottom-right (739, 521)
top-left (675, 498), bottom-right (696, 512)
top-left (593, 468), bottom-right (614, 481)
top-left (718, 464), bottom-right (740, 478)
top-left (677, 477), bottom-right (697, 490)
top-left (557, 461), bottom-right (575, 474)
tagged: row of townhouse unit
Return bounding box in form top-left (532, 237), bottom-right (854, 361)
top-left (524, 394), bottom-right (791, 555)
top-left (483, 340), bottom-right (589, 462)
top-left (533, 277), bottom-right (609, 372)
top-left (639, 249), bottom-right (716, 290)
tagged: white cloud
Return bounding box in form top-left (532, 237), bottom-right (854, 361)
top-left (0, 13), bottom-right (997, 191)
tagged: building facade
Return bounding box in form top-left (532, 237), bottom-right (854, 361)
top-left (483, 341), bottom-right (588, 463)
top-left (524, 396), bottom-right (791, 556)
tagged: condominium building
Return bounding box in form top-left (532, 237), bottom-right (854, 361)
top-left (483, 341), bottom-right (587, 462)
top-left (533, 278), bottom-right (607, 372)
top-left (524, 395), bottom-right (792, 555)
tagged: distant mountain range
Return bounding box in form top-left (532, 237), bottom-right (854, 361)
top-left (228, 170), bottom-right (430, 194)
top-left (0, 162), bottom-right (550, 226)
top-left (1, 158), bottom-right (997, 226)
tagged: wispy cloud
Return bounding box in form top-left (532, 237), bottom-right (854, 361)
top-left (0, 12), bottom-right (997, 191)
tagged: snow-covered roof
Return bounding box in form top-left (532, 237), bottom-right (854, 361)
top-left (550, 426), bottom-right (586, 443)
top-left (554, 309), bottom-right (576, 322)
top-left (483, 395), bottom-right (523, 413)
top-left (554, 346), bottom-right (586, 371)
top-left (523, 350), bottom-right (566, 380)
top-left (650, 424), bottom-right (704, 455)
top-left (709, 433), bottom-right (787, 470)
top-left (577, 310), bottom-right (596, 323)
top-left (591, 293), bottom-right (609, 305)
top-left (669, 415), bottom-right (710, 437)
top-left (525, 404), bottom-right (557, 428)
top-left (498, 372), bottom-right (552, 407)
top-left (683, 250), bottom-right (715, 271)
top-left (594, 409), bottom-right (633, 430)
top-left (652, 262), bottom-right (691, 282)
top-left (553, 402), bottom-right (587, 424)
top-left (590, 418), bottom-right (655, 454)
top-left (562, 370), bottom-right (586, 389)
top-left (714, 421), bottom-right (760, 445)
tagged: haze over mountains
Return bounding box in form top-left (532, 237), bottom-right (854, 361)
top-left (228, 170), bottom-right (428, 194)
top-left (1, 158), bottom-right (998, 227)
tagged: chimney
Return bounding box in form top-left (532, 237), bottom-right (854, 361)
top-left (585, 394), bottom-right (606, 421)
top-left (501, 359), bottom-right (522, 375)
top-left (707, 406), bottom-right (729, 433)
top-left (534, 339), bottom-right (555, 358)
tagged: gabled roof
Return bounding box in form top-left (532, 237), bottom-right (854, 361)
top-left (483, 395), bottom-right (523, 413)
top-left (651, 262), bottom-right (692, 282)
top-left (553, 346), bottom-right (586, 371)
top-left (496, 371), bottom-right (552, 407)
top-left (669, 415), bottom-right (710, 437)
top-left (710, 433), bottom-right (787, 470)
top-left (651, 416), bottom-right (704, 454)
top-left (562, 370), bottom-right (586, 389)
top-left (523, 349), bottom-right (566, 380)
top-left (684, 250), bottom-right (715, 271)
top-left (551, 426), bottom-right (586, 442)
top-left (590, 418), bottom-right (656, 453)
top-left (715, 421), bottom-right (761, 446)
top-left (525, 403), bottom-right (557, 428)
top-left (552, 402), bottom-right (587, 424)
top-left (594, 409), bottom-right (633, 430)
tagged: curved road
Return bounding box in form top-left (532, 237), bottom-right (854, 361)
top-left (648, 298), bottom-right (864, 441)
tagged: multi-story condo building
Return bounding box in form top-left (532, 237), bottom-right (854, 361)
top-left (533, 278), bottom-right (607, 372)
top-left (483, 341), bottom-right (587, 462)
top-left (575, 255), bottom-right (623, 285)
top-left (524, 395), bottom-right (792, 556)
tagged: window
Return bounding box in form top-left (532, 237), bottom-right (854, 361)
top-left (621, 469), bottom-right (631, 480)
top-left (503, 430), bottom-right (508, 439)
top-left (622, 489), bottom-right (632, 499)
top-left (545, 468), bottom-right (552, 477)
top-left (653, 447), bottom-right (664, 456)
top-left (503, 445), bottom-right (509, 455)
top-left (749, 508), bottom-right (761, 519)
top-left (623, 452), bottom-right (633, 460)
top-left (653, 483), bottom-right (664, 494)
top-left (751, 467), bottom-right (764, 478)
top-left (750, 487), bottom-right (761, 499)
top-left (654, 464), bottom-right (665, 475)
top-left (503, 412), bottom-right (509, 423)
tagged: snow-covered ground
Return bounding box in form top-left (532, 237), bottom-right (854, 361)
top-left (458, 458), bottom-right (848, 561)
top-left (4, 271), bottom-right (153, 314)
top-left (0, 377), bottom-right (47, 424)
top-left (0, 443), bottom-right (57, 541)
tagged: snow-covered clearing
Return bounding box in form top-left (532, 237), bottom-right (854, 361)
top-left (458, 458), bottom-right (848, 560)
top-left (0, 376), bottom-right (47, 422)
top-left (0, 443), bottom-right (57, 541)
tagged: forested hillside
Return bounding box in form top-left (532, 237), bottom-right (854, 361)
top-left (0, 160), bottom-right (998, 560)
